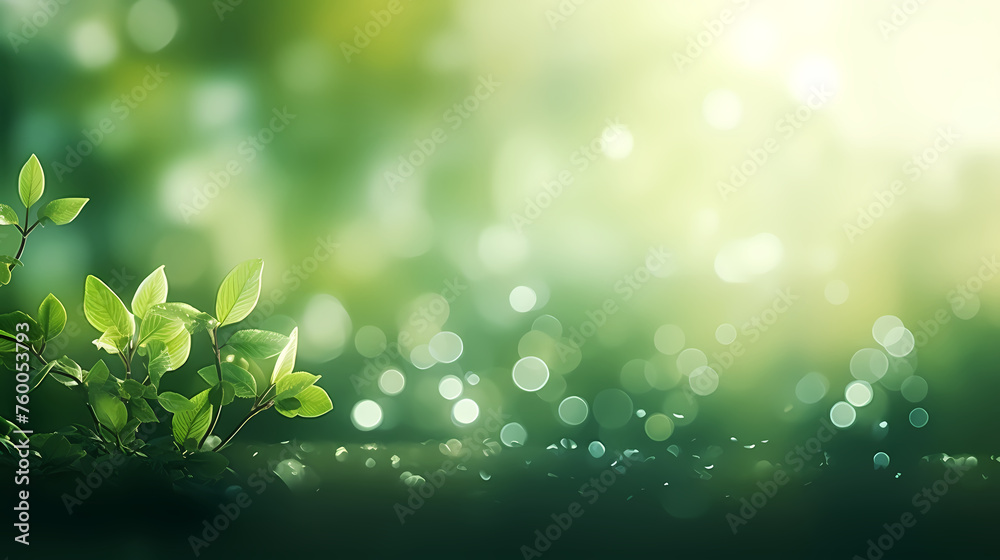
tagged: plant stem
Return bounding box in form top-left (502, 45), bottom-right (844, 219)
top-left (215, 401), bottom-right (270, 452)
top-left (118, 351), bottom-right (131, 380)
top-left (199, 327), bottom-right (225, 449)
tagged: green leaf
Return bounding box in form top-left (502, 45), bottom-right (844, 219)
top-left (293, 385), bottom-right (334, 418)
top-left (0, 256), bottom-right (23, 268)
top-left (162, 329), bottom-right (191, 372)
top-left (37, 197), bottom-right (88, 225)
top-left (275, 371), bottom-right (320, 401)
top-left (197, 362), bottom-right (257, 398)
top-left (52, 356), bottom-right (84, 386)
top-left (84, 275), bottom-right (135, 340)
top-left (131, 266), bottom-right (168, 319)
top-left (28, 362), bottom-right (57, 392)
top-left (270, 327), bottom-right (299, 385)
top-left (147, 302), bottom-right (217, 335)
top-left (0, 203), bottom-right (18, 226)
top-left (215, 259), bottom-right (264, 327)
top-left (145, 340), bottom-right (170, 388)
top-left (185, 451), bottom-right (229, 478)
top-left (18, 154), bottom-right (44, 209)
top-left (224, 329), bottom-right (290, 360)
top-left (137, 307), bottom-right (186, 347)
top-left (275, 397), bottom-right (300, 418)
top-left (0, 265), bottom-right (9, 286)
top-left (208, 382), bottom-right (235, 408)
top-left (158, 391), bottom-right (196, 413)
top-left (130, 397), bottom-right (158, 423)
top-left (83, 359), bottom-right (110, 388)
top-left (91, 392), bottom-right (127, 433)
top-left (38, 293), bottom-right (67, 341)
top-left (36, 434), bottom-right (85, 470)
top-left (120, 379), bottom-right (145, 400)
top-left (0, 311), bottom-right (42, 353)
top-left (172, 389), bottom-right (212, 446)
top-left (92, 326), bottom-right (130, 355)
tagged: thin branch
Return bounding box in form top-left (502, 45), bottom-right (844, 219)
top-left (199, 328), bottom-right (225, 449)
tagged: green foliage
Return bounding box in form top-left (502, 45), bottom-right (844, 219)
top-left (18, 153), bottom-right (44, 209)
top-left (0, 156), bottom-right (334, 485)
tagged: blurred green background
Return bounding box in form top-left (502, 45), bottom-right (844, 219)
top-left (2, 1), bottom-right (1000, 558)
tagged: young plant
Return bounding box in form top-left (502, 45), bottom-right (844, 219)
top-left (1, 155), bottom-right (333, 482)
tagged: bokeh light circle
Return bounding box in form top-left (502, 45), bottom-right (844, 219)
top-left (512, 356), bottom-right (549, 392)
top-left (351, 400), bottom-right (383, 431)
top-left (830, 401), bottom-right (857, 428)
top-left (378, 369), bottom-right (405, 396)
top-left (558, 396), bottom-right (589, 425)
top-left (644, 413), bottom-right (675, 441)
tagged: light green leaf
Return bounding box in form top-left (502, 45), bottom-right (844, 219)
top-left (92, 326), bottom-right (130, 355)
top-left (197, 362), bottom-right (257, 398)
top-left (37, 197), bottom-right (88, 225)
top-left (162, 329), bottom-right (191, 371)
top-left (0, 256), bottom-right (23, 268)
top-left (18, 154), bottom-right (44, 209)
top-left (137, 307), bottom-right (186, 347)
top-left (172, 389), bottom-right (212, 446)
top-left (0, 265), bottom-right (9, 286)
top-left (38, 293), bottom-right (67, 341)
top-left (131, 266), bottom-right (168, 319)
top-left (157, 391), bottom-right (196, 413)
top-left (224, 329), bottom-right (290, 360)
top-left (0, 204), bottom-right (18, 226)
top-left (215, 259), bottom-right (264, 327)
top-left (145, 340), bottom-right (170, 388)
top-left (294, 385), bottom-right (334, 418)
top-left (147, 302), bottom-right (216, 335)
top-left (270, 327), bottom-right (298, 385)
top-left (91, 392), bottom-right (127, 433)
top-left (274, 371), bottom-right (320, 401)
top-left (84, 275), bottom-right (135, 340)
